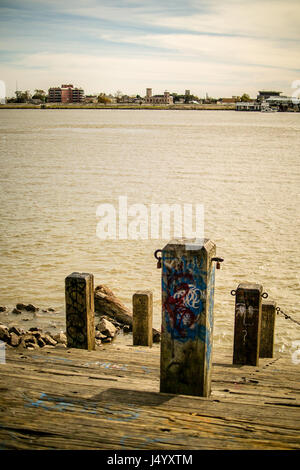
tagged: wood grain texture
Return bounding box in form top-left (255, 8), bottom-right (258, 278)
top-left (132, 291), bottom-right (153, 347)
top-left (233, 283), bottom-right (262, 366)
top-left (0, 341), bottom-right (299, 450)
top-left (260, 301), bottom-right (276, 358)
top-left (65, 272), bottom-right (95, 351)
top-left (160, 239), bottom-right (216, 397)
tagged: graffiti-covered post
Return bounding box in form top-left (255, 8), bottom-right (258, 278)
top-left (259, 300), bottom-right (276, 358)
top-left (132, 290), bottom-right (153, 347)
top-left (160, 238), bottom-right (217, 397)
top-left (233, 283), bottom-right (263, 366)
top-left (65, 272), bottom-right (95, 351)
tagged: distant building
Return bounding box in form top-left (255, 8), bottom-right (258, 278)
top-left (118, 94), bottom-right (136, 103)
top-left (144, 88), bottom-right (173, 105)
top-left (257, 91), bottom-right (281, 102)
top-left (48, 84), bottom-right (84, 103)
top-left (236, 101), bottom-right (261, 111)
top-left (84, 95), bottom-right (98, 104)
top-left (219, 96), bottom-right (239, 104)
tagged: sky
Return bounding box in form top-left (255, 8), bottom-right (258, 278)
top-left (0, 0), bottom-right (300, 98)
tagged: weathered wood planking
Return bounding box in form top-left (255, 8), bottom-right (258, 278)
top-left (0, 342), bottom-right (299, 450)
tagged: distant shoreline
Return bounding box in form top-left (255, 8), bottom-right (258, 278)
top-left (0, 103), bottom-right (236, 111)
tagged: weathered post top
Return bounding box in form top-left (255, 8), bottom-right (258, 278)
top-left (233, 282), bottom-right (263, 366)
top-left (65, 272), bottom-right (95, 351)
top-left (132, 290), bottom-right (153, 347)
top-left (260, 300), bottom-right (276, 358)
top-left (160, 238), bottom-right (217, 397)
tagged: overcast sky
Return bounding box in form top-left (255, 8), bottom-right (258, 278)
top-left (1, 0), bottom-right (300, 98)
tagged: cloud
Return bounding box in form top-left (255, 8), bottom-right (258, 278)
top-left (2, 51), bottom-right (297, 98)
top-left (0, 0), bottom-right (299, 96)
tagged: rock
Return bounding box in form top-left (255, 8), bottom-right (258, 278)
top-left (16, 303), bottom-right (27, 310)
top-left (0, 306), bottom-right (7, 312)
top-left (102, 337), bottom-right (112, 343)
top-left (94, 285), bottom-right (133, 324)
top-left (41, 334), bottom-right (57, 346)
top-left (9, 326), bottom-right (22, 336)
top-left (95, 331), bottom-right (106, 340)
top-left (123, 325), bottom-right (131, 334)
top-left (47, 308), bottom-right (55, 312)
top-left (28, 330), bottom-right (45, 347)
top-left (12, 308), bottom-right (22, 315)
top-left (25, 304), bottom-right (38, 312)
top-left (100, 315), bottom-right (122, 328)
top-left (20, 334), bottom-right (38, 349)
top-left (22, 333), bottom-right (37, 344)
top-left (55, 343), bottom-right (66, 349)
top-left (0, 325), bottom-right (10, 343)
top-left (36, 337), bottom-right (46, 348)
top-left (29, 327), bottom-right (42, 332)
top-left (96, 318), bottom-right (117, 338)
top-left (9, 332), bottom-right (21, 347)
top-left (16, 303), bottom-right (38, 312)
top-left (53, 332), bottom-right (67, 344)
top-left (94, 285), bottom-right (161, 343)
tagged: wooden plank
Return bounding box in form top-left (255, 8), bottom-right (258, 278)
top-left (0, 344), bottom-right (299, 450)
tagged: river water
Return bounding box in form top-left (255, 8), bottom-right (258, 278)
top-left (0, 109), bottom-right (299, 353)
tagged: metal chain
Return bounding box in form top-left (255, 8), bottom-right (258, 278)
top-left (276, 307), bottom-right (300, 326)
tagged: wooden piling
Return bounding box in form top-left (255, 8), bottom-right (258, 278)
top-left (132, 290), bottom-right (153, 347)
top-left (160, 238), bottom-right (216, 397)
top-left (259, 300), bottom-right (276, 358)
top-left (233, 283), bottom-right (262, 366)
top-left (65, 272), bottom-right (95, 350)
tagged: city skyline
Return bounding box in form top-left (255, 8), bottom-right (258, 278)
top-left (1, 0), bottom-right (300, 98)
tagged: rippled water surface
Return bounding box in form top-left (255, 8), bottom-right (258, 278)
top-left (0, 109), bottom-right (299, 351)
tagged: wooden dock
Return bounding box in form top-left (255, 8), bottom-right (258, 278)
top-left (0, 340), bottom-right (299, 450)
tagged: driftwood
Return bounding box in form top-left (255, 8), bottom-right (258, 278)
top-left (94, 285), bottom-right (160, 342)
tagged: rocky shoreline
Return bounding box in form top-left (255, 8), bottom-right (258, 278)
top-left (0, 284), bottom-right (161, 350)
top-left (0, 303), bottom-right (131, 351)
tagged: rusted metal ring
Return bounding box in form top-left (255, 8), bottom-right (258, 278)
top-left (230, 289), bottom-right (236, 296)
top-left (154, 249), bottom-right (162, 260)
top-left (262, 292), bottom-right (268, 299)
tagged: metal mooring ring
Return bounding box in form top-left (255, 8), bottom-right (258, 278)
top-left (154, 249), bottom-right (162, 260)
top-left (230, 290), bottom-right (236, 296)
top-left (262, 292), bottom-right (268, 299)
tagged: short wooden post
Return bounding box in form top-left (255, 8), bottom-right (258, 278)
top-left (65, 272), bottom-right (95, 350)
top-left (160, 238), bottom-right (216, 397)
top-left (132, 290), bottom-right (153, 347)
top-left (259, 300), bottom-right (276, 358)
top-left (233, 283), bottom-right (262, 366)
